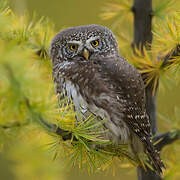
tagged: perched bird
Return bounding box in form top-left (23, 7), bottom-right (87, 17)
top-left (50, 24), bottom-right (165, 175)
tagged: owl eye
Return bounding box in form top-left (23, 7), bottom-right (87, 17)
top-left (91, 40), bottom-right (99, 47)
top-left (69, 44), bottom-right (78, 51)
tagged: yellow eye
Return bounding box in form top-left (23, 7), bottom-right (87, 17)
top-left (69, 44), bottom-right (78, 51)
top-left (91, 40), bottom-right (99, 47)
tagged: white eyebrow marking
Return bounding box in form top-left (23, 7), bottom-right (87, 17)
top-left (86, 36), bottom-right (99, 44)
top-left (68, 40), bottom-right (82, 45)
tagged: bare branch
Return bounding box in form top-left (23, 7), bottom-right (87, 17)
top-left (154, 130), bottom-right (180, 151)
top-left (132, 0), bottom-right (153, 52)
top-left (36, 114), bottom-right (73, 140)
top-left (137, 166), bottom-right (162, 180)
top-left (0, 122), bottom-right (28, 129)
top-left (161, 44), bottom-right (180, 67)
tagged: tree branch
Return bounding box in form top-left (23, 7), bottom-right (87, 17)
top-left (154, 130), bottom-right (180, 151)
top-left (24, 95), bottom-right (73, 141)
top-left (132, 0), bottom-right (152, 52)
top-left (137, 167), bottom-right (162, 180)
top-left (132, 0), bottom-right (180, 179)
top-left (53, 126), bottom-right (73, 141)
top-left (161, 44), bottom-right (180, 67)
top-left (132, 0), bottom-right (163, 179)
top-left (0, 122), bottom-right (28, 129)
top-left (36, 114), bottom-right (73, 141)
top-left (132, 0), bottom-right (156, 133)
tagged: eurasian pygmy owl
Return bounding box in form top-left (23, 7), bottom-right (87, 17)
top-left (50, 24), bottom-right (164, 175)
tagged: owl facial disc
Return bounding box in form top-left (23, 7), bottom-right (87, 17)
top-left (50, 24), bottom-right (119, 62)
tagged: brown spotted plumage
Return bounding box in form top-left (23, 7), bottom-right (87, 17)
top-left (50, 24), bottom-right (165, 175)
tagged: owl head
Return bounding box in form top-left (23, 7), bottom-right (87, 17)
top-left (50, 24), bottom-right (119, 63)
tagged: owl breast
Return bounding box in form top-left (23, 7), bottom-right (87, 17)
top-left (63, 79), bottom-right (106, 118)
top-left (63, 79), bottom-right (88, 114)
top-left (62, 78), bottom-right (130, 144)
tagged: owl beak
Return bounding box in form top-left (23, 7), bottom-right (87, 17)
top-left (82, 48), bottom-right (89, 60)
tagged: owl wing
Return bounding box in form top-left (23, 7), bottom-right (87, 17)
top-left (99, 56), bottom-right (152, 137)
top-left (98, 56), bottom-right (165, 174)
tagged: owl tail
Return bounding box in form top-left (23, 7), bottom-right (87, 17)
top-left (131, 133), bottom-right (165, 175)
top-left (145, 143), bottom-right (165, 176)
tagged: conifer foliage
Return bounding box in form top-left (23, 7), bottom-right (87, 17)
top-left (0, 0), bottom-right (180, 179)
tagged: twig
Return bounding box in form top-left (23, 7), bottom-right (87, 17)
top-left (33, 113), bottom-right (73, 141)
top-left (0, 122), bottom-right (28, 129)
top-left (161, 44), bottom-right (180, 68)
top-left (154, 130), bottom-right (180, 151)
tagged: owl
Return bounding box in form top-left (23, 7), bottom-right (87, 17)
top-left (50, 24), bottom-right (165, 175)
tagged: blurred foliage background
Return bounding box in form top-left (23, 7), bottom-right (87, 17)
top-left (0, 0), bottom-right (179, 179)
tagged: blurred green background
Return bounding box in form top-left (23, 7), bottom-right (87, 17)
top-left (5, 0), bottom-right (180, 180)
top-left (10, 0), bottom-right (106, 28)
